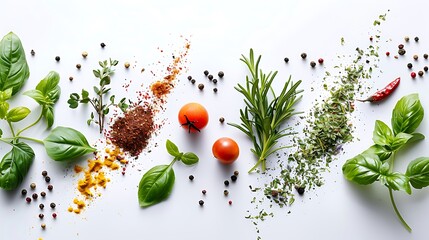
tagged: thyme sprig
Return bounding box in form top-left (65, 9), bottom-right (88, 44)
top-left (228, 49), bottom-right (303, 173)
top-left (68, 59), bottom-right (128, 133)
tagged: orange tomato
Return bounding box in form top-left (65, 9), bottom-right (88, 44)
top-left (212, 137), bottom-right (239, 164)
top-left (178, 103), bottom-right (209, 133)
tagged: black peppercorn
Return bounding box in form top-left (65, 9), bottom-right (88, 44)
top-left (30, 49), bottom-right (35, 56)
top-left (310, 61), bottom-right (316, 67)
top-left (204, 70), bottom-right (209, 76)
top-left (191, 79), bottom-right (196, 84)
top-left (21, 189), bottom-right (27, 195)
top-left (398, 49), bottom-right (406, 55)
top-left (76, 64), bottom-right (81, 69)
top-left (198, 83), bottom-right (204, 90)
top-left (212, 79), bottom-right (217, 84)
top-left (424, 54), bottom-right (429, 59)
top-left (39, 214), bottom-right (44, 219)
top-left (187, 76), bottom-right (192, 80)
top-left (55, 56), bottom-right (60, 62)
top-left (295, 186), bottom-right (305, 195)
top-left (300, 53), bottom-right (307, 59)
top-left (223, 190), bottom-right (229, 196)
top-left (69, 76), bottom-right (73, 81)
top-left (219, 117), bottom-right (225, 123)
top-left (42, 171), bottom-right (48, 177)
top-left (41, 192), bottom-right (46, 197)
top-left (231, 175), bottom-right (237, 182)
top-left (218, 71), bottom-right (224, 78)
top-left (202, 190), bottom-right (207, 195)
top-left (32, 193), bottom-right (38, 199)
top-left (365, 60), bottom-right (370, 64)
top-left (50, 202), bottom-right (56, 209)
top-left (424, 66), bottom-right (428, 72)
top-left (284, 57), bottom-right (289, 63)
top-left (224, 180), bottom-right (229, 186)
top-left (189, 175), bottom-right (194, 180)
top-left (199, 200), bottom-right (204, 206)
top-left (100, 42), bottom-right (106, 48)
top-left (47, 185), bottom-right (53, 191)
top-left (407, 63), bottom-right (413, 69)
top-left (45, 176), bottom-right (51, 183)
top-left (415, 37), bottom-right (419, 42)
top-left (208, 74), bottom-right (213, 80)
top-left (418, 71), bottom-right (424, 77)
top-left (39, 203), bottom-right (44, 209)
top-left (213, 88), bottom-right (218, 93)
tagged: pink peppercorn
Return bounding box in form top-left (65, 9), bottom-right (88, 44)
top-left (386, 52), bottom-right (390, 56)
top-left (318, 58), bottom-right (324, 64)
top-left (228, 200), bottom-right (232, 205)
top-left (52, 213), bottom-right (57, 218)
top-left (411, 72), bottom-right (417, 78)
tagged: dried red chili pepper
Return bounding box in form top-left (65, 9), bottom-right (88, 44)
top-left (357, 77), bottom-right (400, 102)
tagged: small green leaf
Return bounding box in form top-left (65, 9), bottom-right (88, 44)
top-left (0, 101), bottom-right (9, 119)
top-left (406, 157), bottom-right (429, 189)
top-left (138, 165), bottom-right (175, 207)
top-left (93, 70), bottom-right (101, 78)
top-left (24, 90), bottom-right (46, 105)
top-left (6, 106), bottom-right (30, 122)
top-left (363, 145), bottom-right (391, 161)
top-left (93, 86), bottom-right (100, 95)
top-left (81, 89), bottom-right (89, 99)
top-left (181, 152), bottom-right (199, 165)
top-left (389, 132), bottom-right (414, 151)
top-left (381, 172), bottom-right (411, 194)
top-left (44, 126), bottom-right (96, 161)
top-left (373, 120), bottom-right (393, 146)
top-left (342, 153), bottom-right (382, 185)
top-left (67, 99), bottom-right (78, 109)
top-left (392, 93), bottom-right (424, 135)
top-left (166, 139), bottom-right (180, 157)
top-left (43, 106), bottom-right (54, 128)
top-left (0, 88), bottom-right (12, 101)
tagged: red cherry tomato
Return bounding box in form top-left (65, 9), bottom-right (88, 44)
top-left (178, 103), bottom-right (209, 133)
top-left (212, 137), bottom-right (239, 164)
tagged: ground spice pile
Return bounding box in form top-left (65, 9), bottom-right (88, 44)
top-left (109, 105), bottom-right (155, 156)
top-left (68, 144), bottom-right (127, 214)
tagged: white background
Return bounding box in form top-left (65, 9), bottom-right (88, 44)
top-left (1, 0), bottom-right (429, 239)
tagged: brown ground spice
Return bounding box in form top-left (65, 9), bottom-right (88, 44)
top-left (109, 105), bottom-right (155, 156)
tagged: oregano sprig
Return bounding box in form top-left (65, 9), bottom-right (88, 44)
top-left (343, 93), bottom-right (427, 232)
top-left (68, 58), bottom-right (128, 133)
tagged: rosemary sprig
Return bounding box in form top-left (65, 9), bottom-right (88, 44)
top-left (68, 58), bottom-right (128, 133)
top-left (228, 49), bottom-right (303, 173)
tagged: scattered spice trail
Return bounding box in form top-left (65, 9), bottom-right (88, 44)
top-left (68, 37), bottom-right (191, 213)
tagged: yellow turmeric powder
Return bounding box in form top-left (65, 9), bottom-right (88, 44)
top-left (68, 144), bottom-right (126, 214)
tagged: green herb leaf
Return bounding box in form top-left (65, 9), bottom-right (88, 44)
top-left (389, 132), bottom-right (414, 152)
top-left (23, 90), bottom-right (45, 105)
top-left (181, 152), bottom-right (199, 165)
top-left (43, 126), bottom-right (96, 161)
top-left (0, 32), bottom-right (30, 95)
top-left (381, 172), bottom-right (411, 194)
top-left (363, 145), bottom-right (391, 161)
top-left (391, 94), bottom-right (424, 135)
top-left (342, 153), bottom-right (382, 185)
top-left (373, 120), bottom-right (393, 146)
top-left (166, 139), bottom-right (180, 157)
top-left (0, 101), bottom-right (9, 119)
top-left (406, 157), bottom-right (429, 189)
top-left (0, 142), bottom-right (35, 190)
top-left (0, 88), bottom-right (12, 101)
top-left (6, 106), bottom-right (30, 122)
top-left (138, 165), bottom-right (175, 207)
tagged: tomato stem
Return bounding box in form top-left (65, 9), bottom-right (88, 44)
top-left (181, 115), bottom-right (201, 133)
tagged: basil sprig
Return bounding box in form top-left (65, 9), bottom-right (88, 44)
top-left (343, 93), bottom-right (427, 232)
top-left (0, 32), bottom-right (95, 190)
top-left (138, 140), bottom-right (199, 207)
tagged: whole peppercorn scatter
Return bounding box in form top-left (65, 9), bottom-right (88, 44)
top-left (213, 88), bottom-right (218, 93)
top-left (39, 214), bottom-right (44, 219)
top-left (233, 170), bottom-right (239, 176)
top-left (218, 71), bottom-right (224, 78)
top-left (26, 197), bottom-right (31, 203)
top-left (228, 200), bottom-right (232, 205)
top-left (413, 55), bottom-right (419, 60)
top-left (124, 62), bottom-right (130, 68)
top-left (415, 36), bottom-right (420, 42)
top-left (424, 66), bottom-right (429, 72)
top-left (219, 117), bottom-right (225, 123)
top-left (69, 76), bottom-right (73, 81)
top-left (284, 57), bottom-right (289, 63)
top-left (41, 191), bottom-right (46, 197)
top-left (189, 175), bottom-right (194, 181)
top-left (50, 202), bottom-right (56, 209)
top-left (204, 70), bottom-right (209, 76)
top-left (404, 36), bottom-right (410, 42)
top-left (369, 36), bottom-right (373, 41)
top-left (411, 72), bottom-right (417, 78)
top-left (386, 52), bottom-right (390, 56)
top-left (310, 61), bottom-right (316, 68)
top-left (76, 64), bottom-right (81, 69)
top-left (48, 185), bottom-right (53, 191)
top-left (82, 51), bottom-right (88, 58)
top-left (398, 49), bottom-right (406, 56)
top-left (418, 71), bottom-right (424, 77)
top-left (202, 190), bottom-right (207, 195)
top-left (231, 175), bottom-right (237, 182)
top-left (424, 54), bottom-right (429, 59)
top-left (398, 44), bottom-right (404, 49)
top-left (198, 83), bottom-right (204, 90)
top-left (39, 203), bottom-right (44, 209)
top-left (212, 79), bottom-right (217, 84)
top-left (407, 63), bottom-right (413, 69)
top-left (45, 176), bottom-right (51, 183)
top-left (300, 53), bottom-right (307, 59)
top-left (199, 200), bottom-right (204, 206)
top-left (41, 223), bottom-right (46, 229)
top-left (208, 74), bottom-right (213, 80)
top-left (223, 190), bottom-right (229, 196)
top-left (42, 171), bottom-right (48, 177)
top-left (318, 58), bottom-right (324, 64)
top-left (224, 180), bottom-right (230, 186)
top-left (187, 76), bottom-right (192, 81)
top-left (30, 183), bottom-right (36, 189)
top-left (52, 213), bottom-right (57, 218)
top-left (30, 49), bottom-right (35, 56)
top-left (55, 56), bottom-right (60, 62)
top-left (190, 79), bottom-right (196, 84)
top-left (365, 60), bottom-right (370, 64)
top-left (100, 42), bottom-right (106, 48)
top-left (21, 189), bottom-right (27, 195)
top-left (295, 186), bottom-right (305, 195)
top-left (32, 193), bottom-right (38, 200)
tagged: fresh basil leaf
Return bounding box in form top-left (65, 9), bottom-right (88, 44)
top-left (373, 120), bottom-right (393, 146)
top-left (363, 145), bottom-right (391, 161)
top-left (138, 165), bottom-right (175, 207)
top-left (405, 157), bottom-right (429, 189)
top-left (406, 133), bottom-right (425, 145)
top-left (392, 93), bottom-right (424, 135)
top-left (389, 132), bottom-right (414, 152)
top-left (166, 139), bottom-right (180, 157)
top-left (381, 172), bottom-right (411, 194)
top-left (43, 105), bottom-right (54, 128)
top-left (0, 101), bottom-right (9, 119)
top-left (181, 152), bottom-right (199, 165)
top-left (0, 142), bottom-right (35, 190)
top-left (6, 106), bottom-right (30, 122)
top-left (43, 126), bottom-right (96, 161)
top-left (24, 89), bottom-right (46, 105)
top-left (342, 153), bottom-right (382, 185)
top-left (0, 32), bottom-right (30, 95)
top-left (0, 88), bottom-right (12, 101)
top-left (35, 71), bottom-right (60, 96)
